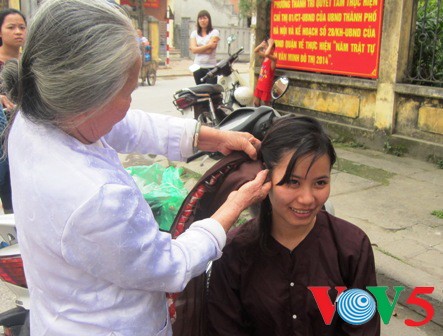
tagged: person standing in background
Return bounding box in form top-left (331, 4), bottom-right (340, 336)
top-left (0, 8), bottom-right (26, 214)
top-left (143, 39), bottom-right (152, 63)
top-left (253, 38), bottom-right (277, 107)
top-left (189, 10), bottom-right (219, 85)
top-left (136, 28), bottom-right (148, 47)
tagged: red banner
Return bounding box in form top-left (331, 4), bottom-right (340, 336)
top-left (143, 0), bottom-right (159, 8)
top-left (119, 0), bottom-right (160, 9)
top-left (271, 0), bottom-right (384, 78)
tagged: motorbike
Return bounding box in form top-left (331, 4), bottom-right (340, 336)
top-left (173, 82), bottom-right (227, 126)
top-left (0, 214), bottom-right (29, 336)
top-left (173, 34), bottom-right (253, 126)
top-left (206, 34), bottom-right (253, 110)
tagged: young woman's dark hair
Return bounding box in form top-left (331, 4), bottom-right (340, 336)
top-left (0, 9), bottom-right (27, 46)
top-left (257, 115), bottom-right (336, 250)
top-left (196, 10), bottom-right (213, 36)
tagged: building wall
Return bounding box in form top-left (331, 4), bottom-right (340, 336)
top-left (256, 0), bottom-right (443, 162)
top-left (119, 0), bottom-right (166, 22)
top-left (10, 0), bottom-right (20, 9)
top-left (172, 0), bottom-right (241, 28)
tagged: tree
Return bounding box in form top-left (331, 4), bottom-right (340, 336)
top-left (410, 0), bottom-right (443, 86)
top-left (239, 0), bottom-right (272, 18)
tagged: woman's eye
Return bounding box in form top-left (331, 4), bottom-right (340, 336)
top-left (288, 179), bottom-right (300, 186)
top-left (316, 180), bottom-right (329, 187)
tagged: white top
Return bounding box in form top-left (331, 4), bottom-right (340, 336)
top-left (9, 109), bottom-right (227, 336)
top-left (137, 36), bottom-right (148, 44)
top-left (190, 29), bottom-right (220, 68)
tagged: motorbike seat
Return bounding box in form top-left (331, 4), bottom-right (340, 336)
top-left (169, 152), bottom-right (263, 333)
top-left (184, 84), bottom-right (224, 95)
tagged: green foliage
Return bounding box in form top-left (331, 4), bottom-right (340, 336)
top-left (332, 136), bottom-right (365, 149)
top-left (335, 158), bottom-right (395, 185)
top-left (239, 0), bottom-right (255, 17)
top-left (383, 141), bottom-right (408, 157)
top-left (411, 0), bottom-right (443, 86)
top-left (426, 154), bottom-right (443, 168)
top-left (239, 0), bottom-right (272, 17)
top-left (431, 209), bottom-right (443, 218)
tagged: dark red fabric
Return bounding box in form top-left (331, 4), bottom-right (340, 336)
top-left (253, 86), bottom-right (272, 103)
top-left (169, 152), bottom-right (264, 237)
top-left (170, 152), bottom-right (264, 335)
top-left (206, 211), bottom-right (380, 336)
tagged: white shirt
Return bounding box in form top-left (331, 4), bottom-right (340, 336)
top-left (137, 36), bottom-right (148, 46)
top-left (190, 29), bottom-right (220, 68)
top-left (8, 109), bottom-right (226, 336)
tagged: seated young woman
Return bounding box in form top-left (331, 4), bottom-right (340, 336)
top-left (206, 115), bottom-right (380, 336)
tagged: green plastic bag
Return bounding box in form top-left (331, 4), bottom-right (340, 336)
top-left (126, 163), bottom-right (187, 231)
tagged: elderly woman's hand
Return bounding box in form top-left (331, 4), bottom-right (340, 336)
top-left (211, 169), bottom-right (271, 232)
top-left (197, 126), bottom-right (261, 160)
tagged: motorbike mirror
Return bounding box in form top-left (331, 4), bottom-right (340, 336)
top-left (271, 76), bottom-right (289, 100)
top-left (227, 34), bottom-right (237, 45)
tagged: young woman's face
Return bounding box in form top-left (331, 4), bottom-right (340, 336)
top-left (198, 15), bottom-right (209, 29)
top-left (268, 151), bottom-right (331, 230)
top-left (0, 13), bottom-right (26, 48)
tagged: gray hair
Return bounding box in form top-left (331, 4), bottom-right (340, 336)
top-left (1, 0), bottom-right (140, 125)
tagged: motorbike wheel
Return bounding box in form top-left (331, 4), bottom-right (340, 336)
top-left (147, 70), bottom-right (156, 86)
top-left (139, 64), bottom-right (148, 86)
top-left (197, 114), bottom-right (215, 127)
top-left (2, 311), bottom-right (31, 336)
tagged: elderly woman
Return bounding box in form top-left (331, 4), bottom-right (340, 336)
top-left (1, 0), bottom-right (270, 335)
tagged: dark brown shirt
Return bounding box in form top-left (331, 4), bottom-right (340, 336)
top-left (207, 211), bottom-right (380, 336)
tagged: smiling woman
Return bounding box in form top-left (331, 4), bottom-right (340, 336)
top-left (206, 116), bottom-right (381, 336)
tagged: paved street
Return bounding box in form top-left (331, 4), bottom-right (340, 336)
top-left (132, 75), bottom-right (196, 116)
top-left (1, 72), bottom-right (442, 335)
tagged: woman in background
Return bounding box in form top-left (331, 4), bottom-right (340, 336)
top-left (0, 8), bottom-right (26, 214)
top-left (189, 10), bottom-right (219, 85)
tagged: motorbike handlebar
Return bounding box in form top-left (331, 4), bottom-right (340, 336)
top-left (186, 150), bottom-right (209, 163)
top-left (230, 46), bottom-right (244, 60)
top-left (200, 47), bottom-right (244, 82)
top-left (200, 68), bottom-right (218, 82)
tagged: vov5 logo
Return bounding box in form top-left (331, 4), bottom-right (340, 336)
top-left (308, 286), bottom-right (435, 326)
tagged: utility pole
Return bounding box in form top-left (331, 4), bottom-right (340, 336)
top-left (137, 0), bottom-right (144, 30)
top-left (166, 6), bottom-right (171, 66)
